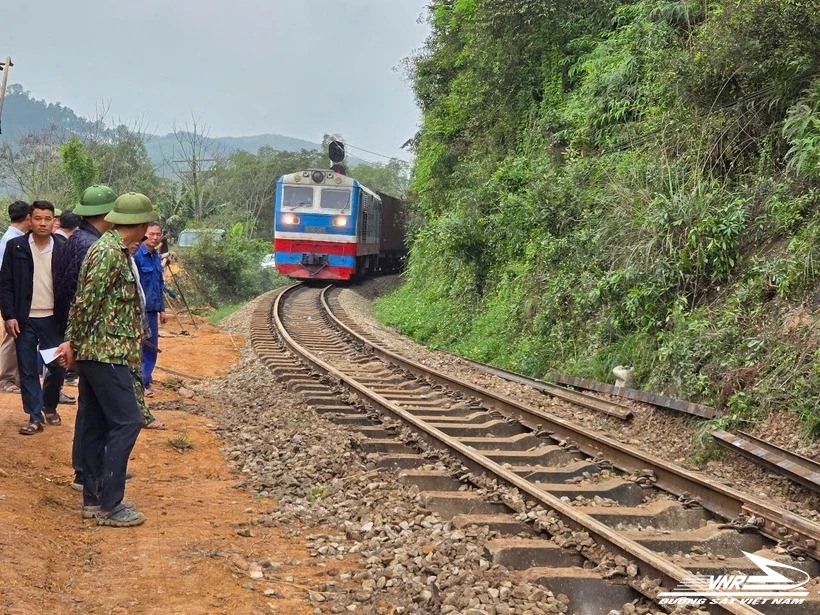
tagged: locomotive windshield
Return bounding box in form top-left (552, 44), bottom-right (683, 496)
top-left (320, 188), bottom-right (351, 210)
top-left (282, 186), bottom-right (313, 208)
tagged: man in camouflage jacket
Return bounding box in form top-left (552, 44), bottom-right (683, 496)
top-left (58, 193), bottom-right (158, 528)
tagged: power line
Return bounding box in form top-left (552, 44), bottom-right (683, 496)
top-left (342, 142), bottom-right (414, 162)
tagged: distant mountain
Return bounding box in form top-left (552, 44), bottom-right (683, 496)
top-left (0, 84), bottom-right (93, 137)
top-left (147, 132), bottom-right (369, 174)
top-left (0, 84), bottom-right (361, 168)
top-left (145, 132), bottom-right (328, 173)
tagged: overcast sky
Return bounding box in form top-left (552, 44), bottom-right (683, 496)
top-left (3, 0), bottom-right (430, 161)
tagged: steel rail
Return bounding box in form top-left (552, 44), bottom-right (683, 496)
top-left (712, 429), bottom-right (820, 494)
top-left (269, 285), bottom-right (770, 615)
top-left (318, 288), bottom-right (820, 562)
top-left (549, 373), bottom-right (717, 419)
top-left (442, 353), bottom-right (633, 420)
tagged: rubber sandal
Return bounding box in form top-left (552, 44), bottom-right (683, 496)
top-left (82, 500), bottom-right (136, 519)
top-left (143, 419), bottom-right (167, 430)
top-left (96, 503), bottom-right (146, 527)
top-left (19, 422), bottom-right (43, 435)
top-left (44, 410), bottom-right (62, 426)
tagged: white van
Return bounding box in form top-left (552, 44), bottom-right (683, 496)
top-left (260, 253), bottom-right (276, 269)
top-left (177, 229), bottom-right (225, 247)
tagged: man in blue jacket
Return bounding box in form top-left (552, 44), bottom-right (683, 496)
top-left (133, 222), bottom-right (166, 397)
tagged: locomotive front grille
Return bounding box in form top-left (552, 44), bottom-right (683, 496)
top-left (301, 253), bottom-right (328, 266)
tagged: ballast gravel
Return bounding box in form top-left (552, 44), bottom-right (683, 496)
top-left (187, 279), bottom-right (806, 614)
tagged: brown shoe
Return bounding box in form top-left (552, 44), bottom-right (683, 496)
top-left (44, 410), bottom-right (62, 426)
top-left (19, 422), bottom-right (43, 435)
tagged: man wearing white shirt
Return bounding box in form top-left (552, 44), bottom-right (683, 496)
top-left (0, 201), bottom-right (67, 434)
top-left (0, 201), bottom-right (31, 393)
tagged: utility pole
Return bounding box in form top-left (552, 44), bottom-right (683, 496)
top-left (0, 57), bottom-right (13, 135)
top-left (172, 155), bottom-right (217, 220)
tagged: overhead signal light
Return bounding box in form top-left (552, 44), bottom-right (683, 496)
top-left (328, 140), bottom-right (345, 163)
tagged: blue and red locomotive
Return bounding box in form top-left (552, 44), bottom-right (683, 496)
top-left (273, 169), bottom-right (406, 281)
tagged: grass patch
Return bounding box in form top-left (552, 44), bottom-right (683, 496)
top-left (167, 432), bottom-right (194, 453)
top-left (38, 495), bottom-right (66, 508)
top-left (161, 377), bottom-right (184, 391)
top-left (208, 303), bottom-right (243, 324)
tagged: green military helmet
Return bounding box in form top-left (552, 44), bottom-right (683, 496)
top-left (73, 184), bottom-right (118, 216)
top-left (104, 192), bottom-right (160, 225)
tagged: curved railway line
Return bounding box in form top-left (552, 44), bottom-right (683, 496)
top-left (250, 284), bottom-right (820, 614)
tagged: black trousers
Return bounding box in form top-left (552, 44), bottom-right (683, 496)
top-left (15, 316), bottom-right (65, 423)
top-left (77, 360), bottom-right (142, 510)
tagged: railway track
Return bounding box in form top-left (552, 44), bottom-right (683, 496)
top-left (711, 430), bottom-right (820, 495)
top-left (251, 284), bottom-right (820, 614)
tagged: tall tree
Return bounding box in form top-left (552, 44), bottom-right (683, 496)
top-left (59, 135), bottom-right (98, 201)
top-left (0, 124), bottom-right (72, 202)
top-left (349, 158), bottom-right (410, 197)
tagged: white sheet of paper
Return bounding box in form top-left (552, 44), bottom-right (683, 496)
top-left (39, 347), bottom-right (59, 364)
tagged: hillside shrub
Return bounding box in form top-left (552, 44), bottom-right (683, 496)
top-left (181, 222), bottom-right (283, 305)
top-left (380, 0), bottom-right (820, 439)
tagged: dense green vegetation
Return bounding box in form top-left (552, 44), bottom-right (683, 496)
top-left (377, 0), bottom-right (820, 440)
top-left (182, 223), bottom-right (276, 305)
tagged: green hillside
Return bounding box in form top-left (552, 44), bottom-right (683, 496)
top-left (377, 0), bottom-right (820, 442)
top-left (0, 84), bottom-right (91, 136)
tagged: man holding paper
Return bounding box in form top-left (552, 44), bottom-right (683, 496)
top-left (0, 200), bottom-right (68, 435)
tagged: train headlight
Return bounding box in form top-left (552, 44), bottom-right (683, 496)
top-left (311, 170), bottom-right (325, 183)
top-left (332, 216), bottom-right (348, 227)
top-left (281, 213), bottom-right (300, 225)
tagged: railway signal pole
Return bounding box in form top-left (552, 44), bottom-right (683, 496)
top-left (328, 140), bottom-right (346, 175)
top-left (0, 57), bottom-right (13, 134)
top-left (171, 155), bottom-right (218, 220)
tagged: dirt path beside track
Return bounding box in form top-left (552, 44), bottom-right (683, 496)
top-left (0, 317), bottom-right (316, 615)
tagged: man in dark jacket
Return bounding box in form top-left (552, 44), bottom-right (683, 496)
top-left (0, 200), bottom-right (30, 393)
top-left (0, 201), bottom-right (67, 434)
top-left (54, 185), bottom-right (116, 333)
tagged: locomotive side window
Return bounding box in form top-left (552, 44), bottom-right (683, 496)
top-left (320, 188), bottom-right (352, 209)
top-left (283, 186), bottom-right (314, 208)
